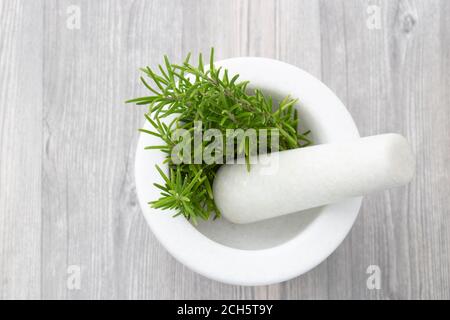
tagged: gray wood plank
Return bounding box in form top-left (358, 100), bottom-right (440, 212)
top-left (395, 0), bottom-right (450, 299)
top-left (319, 0), bottom-right (450, 300)
top-left (0, 0), bottom-right (43, 299)
top-left (317, 0), bottom-right (356, 300)
top-left (40, 0), bottom-right (174, 299)
top-left (275, 0), bottom-right (329, 300)
top-left (0, 0), bottom-right (449, 299)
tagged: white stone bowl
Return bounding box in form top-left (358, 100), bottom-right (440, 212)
top-left (135, 57), bottom-right (362, 286)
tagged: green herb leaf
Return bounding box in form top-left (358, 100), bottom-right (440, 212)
top-left (126, 48), bottom-right (312, 221)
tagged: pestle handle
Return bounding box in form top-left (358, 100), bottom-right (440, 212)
top-left (213, 134), bottom-right (415, 224)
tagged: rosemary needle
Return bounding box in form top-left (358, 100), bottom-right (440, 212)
top-left (127, 48), bottom-right (312, 223)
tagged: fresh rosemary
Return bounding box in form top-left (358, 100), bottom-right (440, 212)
top-left (127, 48), bottom-right (312, 223)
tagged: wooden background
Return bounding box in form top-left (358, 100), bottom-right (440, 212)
top-left (0, 0), bottom-right (449, 300)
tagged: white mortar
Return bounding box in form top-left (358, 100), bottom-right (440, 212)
top-left (134, 57), bottom-right (362, 285)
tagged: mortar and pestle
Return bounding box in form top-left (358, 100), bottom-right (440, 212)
top-left (135, 57), bottom-right (415, 285)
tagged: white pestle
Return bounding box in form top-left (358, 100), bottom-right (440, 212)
top-left (213, 134), bottom-right (415, 224)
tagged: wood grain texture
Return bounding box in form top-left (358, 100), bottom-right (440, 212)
top-left (0, 0), bottom-right (449, 299)
top-left (0, 0), bottom-right (42, 299)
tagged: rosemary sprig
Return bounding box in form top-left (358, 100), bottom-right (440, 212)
top-left (127, 48), bottom-right (312, 222)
